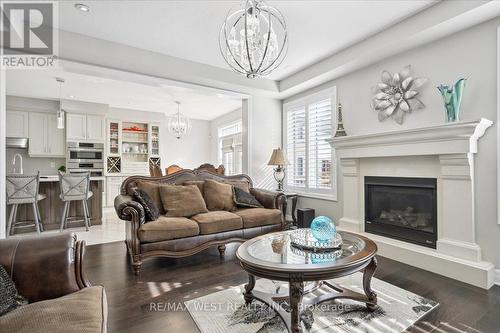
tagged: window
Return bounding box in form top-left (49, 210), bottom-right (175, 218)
top-left (218, 121), bottom-right (242, 175)
top-left (284, 88), bottom-right (336, 198)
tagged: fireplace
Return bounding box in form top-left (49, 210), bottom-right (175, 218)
top-left (364, 176), bottom-right (437, 248)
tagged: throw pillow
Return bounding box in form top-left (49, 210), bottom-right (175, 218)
top-left (0, 265), bottom-right (27, 316)
top-left (183, 180), bottom-right (205, 195)
top-left (224, 180), bottom-right (251, 193)
top-left (233, 186), bottom-right (264, 208)
top-left (204, 179), bottom-right (237, 211)
top-left (136, 181), bottom-right (165, 214)
top-left (132, 188), bottom-right (160, 222)
top-left (160, 184), bottom-right (208, 217)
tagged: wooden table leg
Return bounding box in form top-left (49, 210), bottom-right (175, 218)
top-left (289, 275), bottom-right (304, 333)
top-left (244, 274), bottom-right (256, 305)
top-left (363, 257), bottom-right (378, 311)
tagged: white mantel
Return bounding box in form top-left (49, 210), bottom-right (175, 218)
top-left (328, 119), bottom-right (495, 289)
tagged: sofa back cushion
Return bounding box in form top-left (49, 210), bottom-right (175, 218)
top-left (160, 184), bottom-right (208, 217)
top-left (224, 180), bottom-right (250, 193)
top-left (183, 180), bottom-right (205, 195)
top-left (204, 179), bottom-right (236, 212)
top-left (136, 181), bottom-right (165, 214)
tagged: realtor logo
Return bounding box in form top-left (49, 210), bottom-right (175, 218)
top-left (1, 1), bottom-right (58, 68)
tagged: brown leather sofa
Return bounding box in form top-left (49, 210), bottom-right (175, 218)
top-left (0, 233), bottom-right (107, 333)
top-left (115, 170), bottom-right (286, 274)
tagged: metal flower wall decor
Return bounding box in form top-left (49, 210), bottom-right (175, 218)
top-left (371, 65), bottom-right (428, 124)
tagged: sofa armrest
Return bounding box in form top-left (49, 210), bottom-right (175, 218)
top-left (114, 194), bottom-right (144, 262)
top-left (114, 194), bottom-right (145, 223)
top-left (0, 233), bottom-right (90, 303)
top-left (250, 188), bottom-right (286, 210)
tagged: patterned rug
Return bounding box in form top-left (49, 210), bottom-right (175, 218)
top-left (185, 272), bottom-right (438, 333)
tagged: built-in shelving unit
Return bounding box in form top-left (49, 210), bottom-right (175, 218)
top-left (104, 120), bottom-right (161, 176)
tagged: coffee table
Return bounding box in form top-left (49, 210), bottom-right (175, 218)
top-left (236, 230), bottom-right (378, 333)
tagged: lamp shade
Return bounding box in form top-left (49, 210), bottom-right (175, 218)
top-left (267, 148), bottom-right (289, 166)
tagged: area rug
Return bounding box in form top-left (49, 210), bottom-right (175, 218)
top-left (185, 272), bottom-right (438, 333)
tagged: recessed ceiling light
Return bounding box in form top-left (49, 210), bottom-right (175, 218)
top-left (74, 3), bottom-right (90, 12)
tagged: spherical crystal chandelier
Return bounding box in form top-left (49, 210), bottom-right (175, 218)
top-left (167, 101), bottom-right (191, 139)
top-left (219, 0), bottom-right (288, 78)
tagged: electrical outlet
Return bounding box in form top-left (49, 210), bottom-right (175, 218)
top-left (50, 162), bottom-right (55, 168)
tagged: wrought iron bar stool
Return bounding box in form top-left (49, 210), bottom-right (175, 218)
top-left (59, 172), bottom-right (92, 232)
top-left (6, 172), bottom-right (46, 236)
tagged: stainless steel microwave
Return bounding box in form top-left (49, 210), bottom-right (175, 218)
top-left (67, 142), bottom-right (104, 163)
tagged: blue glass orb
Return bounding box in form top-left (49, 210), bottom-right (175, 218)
top-left (310, 216), bottom-right (336, 242)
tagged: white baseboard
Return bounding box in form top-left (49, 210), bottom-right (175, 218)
top-left (495, 269), bottom-right (500, 286)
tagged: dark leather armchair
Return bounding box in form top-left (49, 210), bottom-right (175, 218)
top-left (0, 233), bottom-right (90, 302)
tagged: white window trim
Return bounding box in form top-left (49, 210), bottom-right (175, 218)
top-left (283, 86), bottom-right (338, 201)
top-left (218, 120), bottom-right (243, 175)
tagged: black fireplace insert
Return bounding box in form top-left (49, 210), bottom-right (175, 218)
top-left (364, 176), bottom-right (437, 248)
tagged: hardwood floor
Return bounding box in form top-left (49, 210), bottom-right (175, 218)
top-left (84, 241), bottom-right (500, 333)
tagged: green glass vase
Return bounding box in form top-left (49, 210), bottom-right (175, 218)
top-left (437, 78), bottom-right (466, 122)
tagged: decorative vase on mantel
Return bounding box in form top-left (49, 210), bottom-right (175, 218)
top-left (437, 78), bottom-right (466, 122)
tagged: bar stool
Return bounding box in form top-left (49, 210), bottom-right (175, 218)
top-left (59, 172), bottom-right (92, 232)
top-left (6, 172), bottom-right (46, 237)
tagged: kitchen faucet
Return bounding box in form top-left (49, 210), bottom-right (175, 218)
top-left (12, 153), bottom-right (23, 174)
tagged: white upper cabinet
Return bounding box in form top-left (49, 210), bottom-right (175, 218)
top-left (86, 115), bottom-right (105, 141)
top-left (28, 112), bottom-right (65, 157)
top-left (66, 113), bottom-right (105, 142)
top-left (6, 111), bottom-right (29, 137)
top-left (66, 113), bottom-right (87, 141)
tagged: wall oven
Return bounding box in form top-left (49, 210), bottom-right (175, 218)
top-left (67, 142), bottom-right (104, 176)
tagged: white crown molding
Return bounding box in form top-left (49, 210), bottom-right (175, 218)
top-left (279, 0), bottom-right (500, 99)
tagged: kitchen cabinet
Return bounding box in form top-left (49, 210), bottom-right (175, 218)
top-left (66, 113), bottom-right (105, 142)
top-left (66, 113), bottom-right (87, 140)
top-left (106, 176), bottom-right (123, 207)
top-left (6, 111), bottom-right (29, 137)
top-left (87, 115), bottom-right (105, 141)
top-left (28, 112), bottom-right (65, 157)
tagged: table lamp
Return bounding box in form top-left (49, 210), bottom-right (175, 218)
top-left (267, 148), bottom-right (289, 192)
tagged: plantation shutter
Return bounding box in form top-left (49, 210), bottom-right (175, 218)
top-left (286, 107), bottom-right (306, 188)
top-left (307, 98), bottom-right (333, 190)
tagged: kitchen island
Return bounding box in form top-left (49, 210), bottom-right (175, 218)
top-left (7, 175), bottom-right (104, 233)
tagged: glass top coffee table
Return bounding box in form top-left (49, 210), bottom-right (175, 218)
top-left (236, 230), bottom-right (378, 333)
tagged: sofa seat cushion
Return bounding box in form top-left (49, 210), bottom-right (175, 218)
top-left (138, 216), bottom-right (200, 243)
top-left (0, 286), bottom-right (107, 333)
top-left (234, 208), bottom-right (282, 228)
top-left (191, 211), bottom-right (243, 235)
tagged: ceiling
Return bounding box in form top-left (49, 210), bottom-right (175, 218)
top-left (58, 0), bottom-right (436, 81)
top-left (6, 68), bottom-right (242, 120)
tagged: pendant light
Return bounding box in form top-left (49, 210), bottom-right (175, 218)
top-left (55, 77), bottom-right (65, 129)
top-left (167, 101), bottom-right (191, 139)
